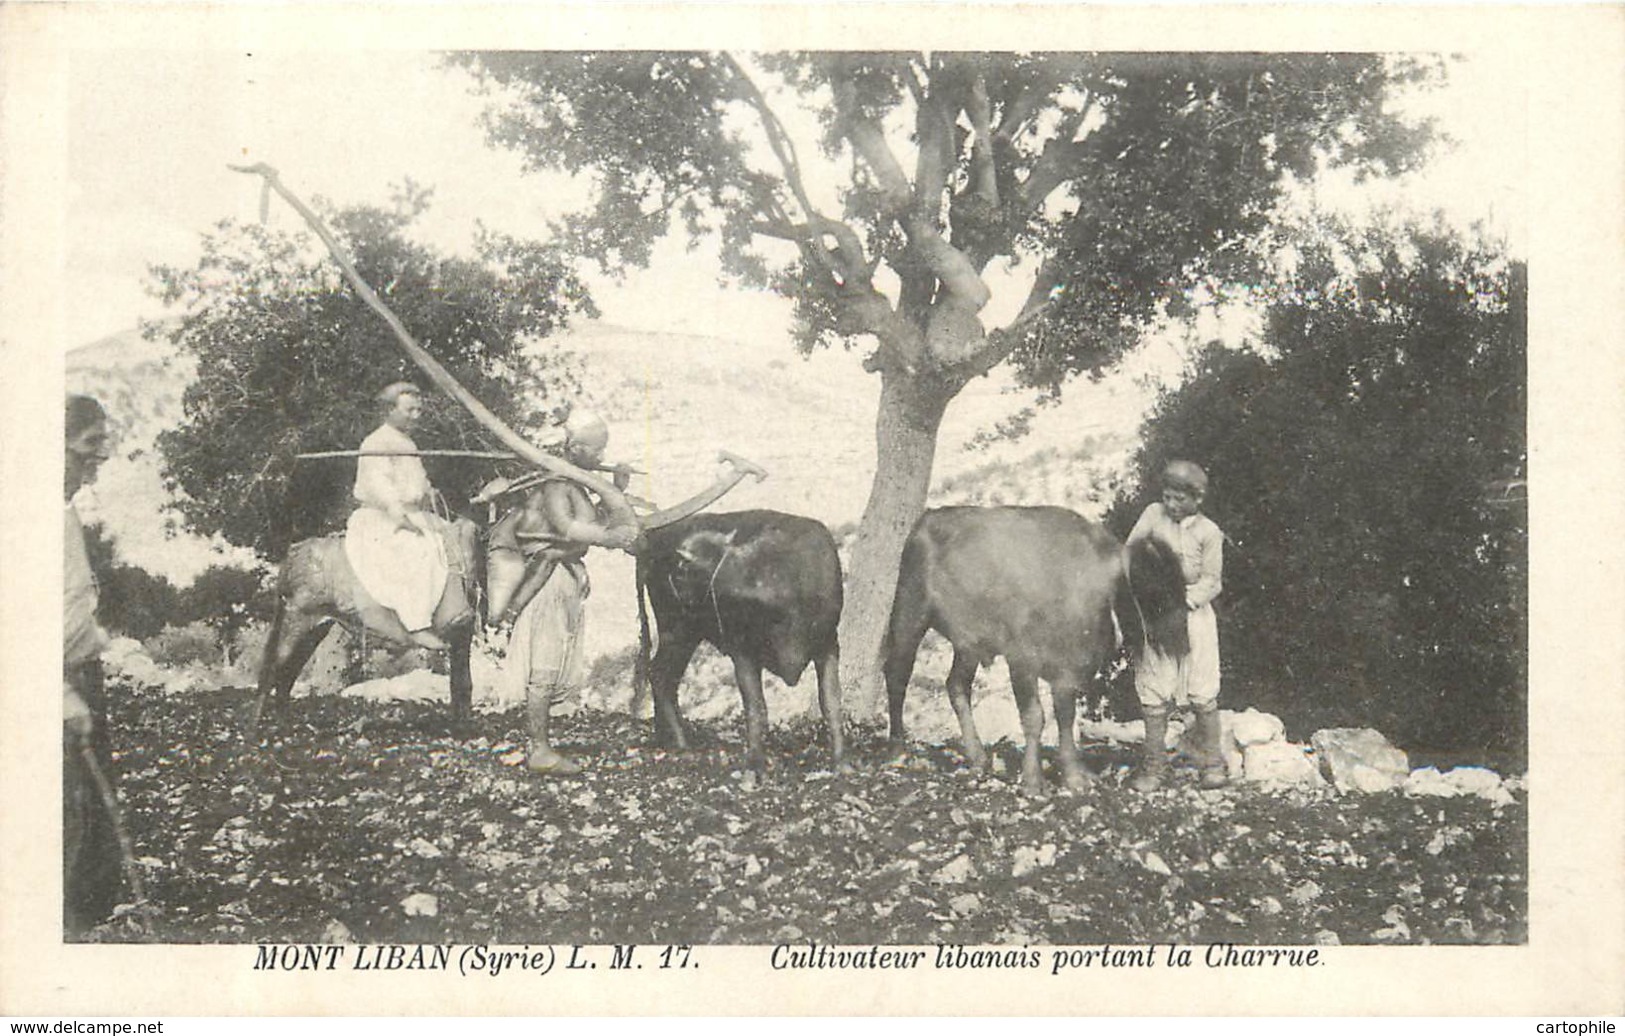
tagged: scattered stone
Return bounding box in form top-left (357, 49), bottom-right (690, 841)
top-left (1241, 740), bottom-right (1323, 786)
top-left (400, 893), bottom-right (438, 918)
top-left (1372, 905), bottom-right (1412, 942)
top-left (1140, 851), bottom-right (1172, 876)
top-left (1012, 844), bottom-right (1058, 878)
top-left (1229, 708), bottom-right (1286, 747)
top-left (949, 893), bottom-right (983, 917)
top-left (407, 838), bottom-right (443, 859)
top-left (1288, 880), bottom-right (1323, 905)
top-left (1403, 766), bottom-right (1514, 806)
top-left (319, 918), bottom-right (356, 943)
top-left (1078, 717), bottom-right (1154, 744)
top-left (931, 854), bottom-right (977, 885)
top-left (1313, 930), bottom-right (1341, 947)
top-left (539, 884), bottom-right (571, 912)
top-left (1311, 728), bottom-right (1409, 793)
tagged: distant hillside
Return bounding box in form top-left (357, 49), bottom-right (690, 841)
top-left (65, 319), bottom-right (1146, 662)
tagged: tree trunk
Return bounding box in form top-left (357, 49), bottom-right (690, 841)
top-left (837, 370), bottom-right (950, 715)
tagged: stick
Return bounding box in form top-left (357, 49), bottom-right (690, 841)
top-left (298, 449), bottom-right (647, 477)
top-left (298, 449), bottom-right (521, 461)
top-left (78, 744), bottom-right (147, 907)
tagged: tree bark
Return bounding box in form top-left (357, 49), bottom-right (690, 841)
top-left (837, 369), bottom-right (951, 714)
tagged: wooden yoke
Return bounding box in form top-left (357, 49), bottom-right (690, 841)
top-left (641, 451), bottom-right (768, 530)
top-left (229, 162), bottom-right (638, 532)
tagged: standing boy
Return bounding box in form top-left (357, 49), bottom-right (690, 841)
top-left (1126, 460), bottom-right (1227, 792)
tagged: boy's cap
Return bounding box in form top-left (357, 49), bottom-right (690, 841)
top-left (1162, 460), bottom-right (1208, 494)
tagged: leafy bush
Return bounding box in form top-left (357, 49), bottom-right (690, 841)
top-left (83, 522), bottom-right (184, 640)
top-left (145, 621), bottom-right (222, 669)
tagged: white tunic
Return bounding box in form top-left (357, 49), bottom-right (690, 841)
top-left (344, 424), bottom-right (447, 631)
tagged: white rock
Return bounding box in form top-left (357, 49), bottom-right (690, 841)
top-left (1012, 844), bottom-right (1058, 878)
top-left (400, 893), bottom-right (439, 918)
top-left (1311, 728), bottom-right (1409, 793)
top-left (931, 854), bottom-right (977, 885)
top-left (1241, 740), bottom-right (1323, 786)
top-left (1079, 717), bottom-right (1149, 744)
top-left (1404, 766), bottom-right (1513, 806)
top-left (319, 919), bottom-right (356, 944)
top-left (1229, 708), bottom-right (1286, 747)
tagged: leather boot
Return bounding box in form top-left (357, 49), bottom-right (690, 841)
top-left (1195, 708), bottom-right (1229, 789)
top-left (525, 685), bottom-right (582, 776)
top-left (1131, 710), bottom-right (1169, 792)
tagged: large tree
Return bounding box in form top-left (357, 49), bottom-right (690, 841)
top-left (455, 51), bottom-right (1437, 707)
top-left (150, 186), bottom-right (595, 558)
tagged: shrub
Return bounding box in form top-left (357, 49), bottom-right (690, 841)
top-left (145, 621), bottom-right (222, 669)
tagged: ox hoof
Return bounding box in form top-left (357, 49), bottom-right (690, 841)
top-left (525, 750), bottom-right (583, 777)
top-left (1018, 779), bottom-right (1050, 799)
top-left (1061, 772), bottom-right (1094, 795)
top-left (1130, 769), bottom-right (1165, 794)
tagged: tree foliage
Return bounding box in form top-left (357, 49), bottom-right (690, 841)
top-left (84, 523), bottom-right (183, 640)
top-left (148, 187), bottom-right (595, 558)
top-left (455, 51), bottom-right (1435, 384)
top-left (1110, 221), bottom-right (1526, 766)
top-left (452, 50), bottom-right (1439, 705)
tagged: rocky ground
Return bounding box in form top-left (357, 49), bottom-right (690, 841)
top-left (87, 679), bottom-right (1526, 947)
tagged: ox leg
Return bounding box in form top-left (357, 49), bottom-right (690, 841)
top-left (814, 647), bottom-right (852, 774)
top-left (945, 650), bottom-right (990, 774)
top-left (883, 617), bottom-right (929, 748)
top-left (1009, 662), bottom-right (1049, 796)
top-left (1050, 675), bottom-right (1093, 793)
top-left (649, 634), bottom-right (700, 751)
top-left (448, 627), bottom-right (473, 725)
top-left (731, 655), bottom-right (772, 778)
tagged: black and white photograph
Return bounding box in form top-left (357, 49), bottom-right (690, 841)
top-left (3, 1), bottom-right (1622, 1020)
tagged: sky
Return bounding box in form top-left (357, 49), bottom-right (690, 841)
top-left (62, 48), bottom-right (1526, 351)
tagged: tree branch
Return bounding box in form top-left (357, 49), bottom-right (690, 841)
top-left (1011, 103), bottom-right (1093, 215)
top-left (832, 65), bottom-right (990, 314)
top-left (912, 56), bottom-right (956, 215)
top-left (719, 53), bottom-right (865, 290)
top-left (964, 67), bottom-right (999, 208)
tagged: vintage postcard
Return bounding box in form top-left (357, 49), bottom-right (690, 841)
top-left (2, 1), bottom-right (1622, 1019)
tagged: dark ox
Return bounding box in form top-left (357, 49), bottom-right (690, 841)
top-left (884, 506), bottom-right (1187, 794)
top-left (636, 510), bottom-right (847, 775)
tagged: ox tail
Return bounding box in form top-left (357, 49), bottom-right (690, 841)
top-left (251, 574), bottom-right (291, 731)
top-left (633, 554), bottom-right (653, 720)
top-left (1113, 555), bottom-right (1146, 662)
top-left (1123, 536), bottom-right (1191, 659)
